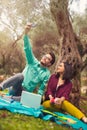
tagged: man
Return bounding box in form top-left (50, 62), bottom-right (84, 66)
top-left (0, 24), bottom-right (55, 97)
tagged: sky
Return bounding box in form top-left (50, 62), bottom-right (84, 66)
top-left (70, 0), bottom-right (87, 14)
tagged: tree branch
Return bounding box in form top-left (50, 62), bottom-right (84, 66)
top-left (82, 44), bottom-right (87, 57)
top-left (81, 58), bottom-right (87, 71)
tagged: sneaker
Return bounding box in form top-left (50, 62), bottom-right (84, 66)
top-left (82, 117), bottom-right (87, 123)
top-left (0, 85), bottom-right (3, 91)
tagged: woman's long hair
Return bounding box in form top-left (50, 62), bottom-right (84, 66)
top-left (56, 62), bottom-right (73, 81)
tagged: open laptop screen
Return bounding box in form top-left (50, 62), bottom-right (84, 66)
top-left (20, 91), bottom-right (42, 108)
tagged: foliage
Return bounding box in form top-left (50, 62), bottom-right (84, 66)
top-left (72, 11), bottom-right (87, 71)
top-left (0, 37), bottom-right (25, 74)
top-left (0, 0), bottom-right (59, 74)
top-left (0, 0), bottom-right (87, 74)
top-left (0, 0), bottom-right (49, 39)
top-left (31, 11), bottom-right (59, 72)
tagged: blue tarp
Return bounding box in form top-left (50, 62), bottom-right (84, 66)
top-left (0, 97), bottom-right (87, 130)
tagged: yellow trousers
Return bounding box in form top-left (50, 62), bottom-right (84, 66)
top-left (42, 100), bottom-right (85, 119)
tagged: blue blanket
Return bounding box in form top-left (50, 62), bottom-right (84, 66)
top-left (0, 97), bottom-right (87, 130)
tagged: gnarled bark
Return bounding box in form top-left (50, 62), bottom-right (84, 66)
top-left (50, 0), bottom-right (82, 107)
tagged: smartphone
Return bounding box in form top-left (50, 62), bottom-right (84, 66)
top-left (31, 23), bottom-right (37, 28)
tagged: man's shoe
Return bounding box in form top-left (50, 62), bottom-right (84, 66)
top-left (0, 86), bottom-right (3, 91)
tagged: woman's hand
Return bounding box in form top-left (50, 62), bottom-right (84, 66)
top-left (49, 95), bottom-right (53, 100)
top-left (54, 98), bottom-right (62, 105)
top-left (54, 97), bottom-right (65, 105)
top-left (49, 95), bottom-right (54, 104)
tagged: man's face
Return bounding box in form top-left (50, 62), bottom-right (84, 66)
top-left (40, 54), bottom-right (52, 67)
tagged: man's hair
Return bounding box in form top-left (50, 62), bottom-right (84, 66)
top-left (49, 52), bottom-right (55, 65)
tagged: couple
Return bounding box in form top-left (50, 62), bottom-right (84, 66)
top-left (0, 24), bottom-right (87, 123)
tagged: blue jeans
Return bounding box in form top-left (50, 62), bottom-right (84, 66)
top-left (0, 73), bottom-right (24, 96)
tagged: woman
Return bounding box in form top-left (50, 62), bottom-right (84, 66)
top-left (42, 62), bottom-right (87, 123)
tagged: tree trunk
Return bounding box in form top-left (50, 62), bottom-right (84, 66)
top-left (50, 0), bottom-right (82, 108)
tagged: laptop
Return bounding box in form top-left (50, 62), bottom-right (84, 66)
top-left (20, 91), bottom-right (42, 108)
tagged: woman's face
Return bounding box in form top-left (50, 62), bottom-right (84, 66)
top-left (56, 63), bottom-right (65, 74)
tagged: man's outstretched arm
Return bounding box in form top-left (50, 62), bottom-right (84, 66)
top-left (23, 24), bottom-right (37, 64)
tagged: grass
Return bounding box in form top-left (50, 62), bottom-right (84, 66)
top-left (0, 110), bottom-right (73, 130)
top-left (0, 102), bottom-right (87, 130)
top-left (0, 93), bottom-right (87, 130)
